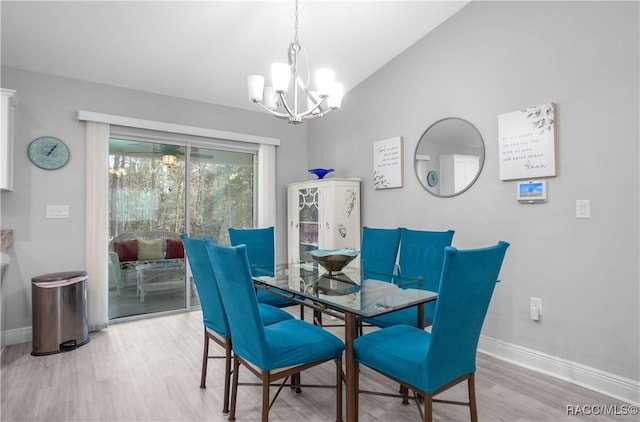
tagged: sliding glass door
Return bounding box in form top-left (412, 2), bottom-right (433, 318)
top-left (108, 138), bottom-right (255, 320)
top-left (188, 146), bottom-right (255, 245)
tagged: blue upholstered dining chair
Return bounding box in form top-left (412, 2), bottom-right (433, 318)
top-left (180, 234), bottom-right (294, 415)
top-left (354, 241), bottom-right (509, 422)
top-left (363, 228), bottom-right (454, 329)
top-left (360, 226), bottom-right (401, 282)
top-left (204, 240), bottom-right (345, 422)
top-left (228, 226), bottom-right (300, 310)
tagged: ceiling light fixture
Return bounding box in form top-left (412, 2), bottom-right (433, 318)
top-left (247, 0), bottom-right (343, 124)
top-left (161, 154), bottom-right (178, 167)
top-left (108, 167), bottom-right (127, 177)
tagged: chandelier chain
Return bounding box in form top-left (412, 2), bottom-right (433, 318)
top-left (294, 0), bottom-right (299, 45)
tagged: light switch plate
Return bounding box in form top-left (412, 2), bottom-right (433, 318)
top-left (576, 200), bottom-right (590, 219)
top-left (46, 205), bottom-right (69, 219)
top-left (530, 297), bottom-right (542, 321)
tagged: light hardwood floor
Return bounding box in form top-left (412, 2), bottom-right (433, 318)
top-left (1, 310), bottom-right (635, 422)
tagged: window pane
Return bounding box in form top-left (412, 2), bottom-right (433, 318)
top-left (189, 146), bottom-right (255, 244)
top-left (109, 138), bottom-right (186, 234)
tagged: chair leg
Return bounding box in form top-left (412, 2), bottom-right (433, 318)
top-left (354, 357), bottom-right (359, 421)
top-left (223, 341), bottom-right (232, 415)
top-left (423, 393), bottom-right (433, 422)
top-left (200, 332), bottom-right (209, 389)
top-left (401, 385), bottom-right (409, 404)
top-left (336, 357), bottom-right (343, 422)
top-left (290, 372), bottom-right (302, 393)
top-left (228, 356), bottom-right (240, 421)
top-left (468, 373), bottom-right (478, 422)
top-left (262, 372), bottom-right (271, 422)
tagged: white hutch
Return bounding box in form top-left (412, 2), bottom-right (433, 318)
top-left (287, 178), bottom-right (361, 265)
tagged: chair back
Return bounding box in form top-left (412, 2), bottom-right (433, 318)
top-left (360, 227), bottom-right (401, 282)
top-left (228, 227), bottom-right (275, 277)
top-left (180, 234), bottom-right (230, 338)
top-left (426, 241), bottom-right (509, 391)
top-left (204, 241), bottom-right (270, 368)
top-left (398, 228), bottom-right (454, 291)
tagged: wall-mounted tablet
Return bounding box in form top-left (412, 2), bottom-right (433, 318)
top-left (517, 180), bottom-right (547, 203)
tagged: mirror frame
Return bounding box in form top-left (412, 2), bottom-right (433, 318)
top-left (414, 117), bottom-right (485, 198)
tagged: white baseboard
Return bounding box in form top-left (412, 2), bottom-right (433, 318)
top-left (5, 326), bottom-right (32, 347)
top-left (479, 335), bottom-right (640, 406)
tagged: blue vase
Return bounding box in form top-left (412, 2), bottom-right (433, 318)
top-left (308, 168), bottom-right (335, 179)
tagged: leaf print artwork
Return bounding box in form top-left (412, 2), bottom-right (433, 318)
top-left (523, 103), bottom-right (554, 134)
top-left (373, 170), bottom-right (388, 189)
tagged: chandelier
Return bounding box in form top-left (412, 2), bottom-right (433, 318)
top-left (161, 154), bottom-right (178, 167)
top-left (247, 0), bottom-right (343, 124)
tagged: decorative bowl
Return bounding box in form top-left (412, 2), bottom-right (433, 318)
top-left (308, 168), bottom-right (335, 179)
top-left (309, 248), bottom-right (359, 272)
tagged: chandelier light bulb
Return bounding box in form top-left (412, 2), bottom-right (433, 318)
top-left (315, 68), bottom-right (335, 98)
top-left (263, 87), bottom-right (277, 110)
top-left (327, 83), bottom-right (344, 109)
top-left (248, 75), bottom-right (265, 102)
top-left (271, 63), bottom-right (291, 93)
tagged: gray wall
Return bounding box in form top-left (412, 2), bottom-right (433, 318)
top-left (0, 67), bottom-right (310, 332)
top-left (308, 1), bottom-right (639, 381)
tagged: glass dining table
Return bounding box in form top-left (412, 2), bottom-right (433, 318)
top-left (253, 262), bottom-right (437, 422)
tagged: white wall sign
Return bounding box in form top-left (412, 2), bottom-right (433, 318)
top-left (498, 103), bottom-right (557, 180)
top-left (373, 136), bottom-right (403, 189)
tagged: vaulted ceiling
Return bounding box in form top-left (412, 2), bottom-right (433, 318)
top-left (1, 1), bottom-right (469, 111)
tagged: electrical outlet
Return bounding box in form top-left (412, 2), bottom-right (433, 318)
top-left (576, 200), bottom-right (590, 218)
top-left (530, 297), bottom-right (542, 321)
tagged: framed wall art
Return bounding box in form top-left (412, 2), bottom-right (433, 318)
top-left (373, 136), bottom-right (403, 189)
top-left (498, 103), bottom-right (557, 180)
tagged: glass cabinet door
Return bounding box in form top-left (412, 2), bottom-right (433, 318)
top-left (298, 187), bottom-right (319, 263)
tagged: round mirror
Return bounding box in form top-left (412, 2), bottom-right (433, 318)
top-left (414, 118), bottom-right (485, 197)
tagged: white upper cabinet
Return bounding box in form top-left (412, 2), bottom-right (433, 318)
top-left (1, 89), bottom-right (16, 192)
top-left (287, 178), bottom-right (361, 265)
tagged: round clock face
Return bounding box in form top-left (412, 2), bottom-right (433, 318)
top-left (28, 137), bottom-right (70, 170)
top-left (427, 170), bottom-right (439, 187)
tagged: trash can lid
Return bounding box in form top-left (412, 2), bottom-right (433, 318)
top-left (32, 271), bottom-right (87, 283)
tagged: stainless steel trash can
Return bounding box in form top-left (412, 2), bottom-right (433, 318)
top-left (31, 270), bottom-right (89, 356)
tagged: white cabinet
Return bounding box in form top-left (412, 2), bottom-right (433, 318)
top-left (1, 89), bottom-right (16, 191)
top-left (287, 178), bottom-right (361, 265)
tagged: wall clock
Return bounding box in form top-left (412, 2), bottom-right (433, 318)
top-left (28, 136), bottom-right (70, 170)
top-left (427, 170), bottom-right (439, 187)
